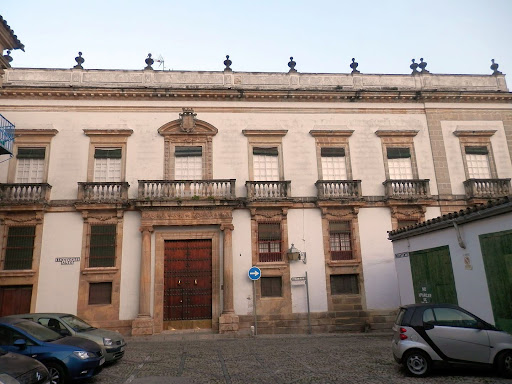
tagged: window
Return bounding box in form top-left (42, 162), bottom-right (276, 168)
top-left (88, 282), bottom-right (112, 305)
top-left (3, 226), bottom-right (35, 270)
top-left (94, 148), bottom-right (122, 182)
top-left (88, 225), bottom-right (116, 268)
top-left (329, 222), bottom-right (352, 260)
top-left (423, 307), bottom-right (479, 328)
top-left (387, 148), bottom-right (413, 179)
top-left (330, 274), bottom-right (359, 295)
top-left (175, 146), bottom-right (203, 180)
top-left (261, 277), bottom-right (282, 297)
top-left (258, 223), bottom-right (281, 262)
top-left (253, 147), bottom-right (279, 181)
top-left (321, 148), bottom-right (347, 180)
top-left (15, 148), bottom-right (45, 183)
top-left (465, 146), bottom-right (491, 179)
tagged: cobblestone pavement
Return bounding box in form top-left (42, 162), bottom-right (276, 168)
top-left (86, 332), bottom-right (511, 384)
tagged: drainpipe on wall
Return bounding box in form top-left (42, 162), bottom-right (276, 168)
top-left (452, 221), bottom-right (466, 249)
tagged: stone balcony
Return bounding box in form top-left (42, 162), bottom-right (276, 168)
top-left (77, 182), bottom-right (130, 203)
top-left (463, 178), bottom-right (511, 199)
top-left (383, 179), bottom-right (431, 200)
top-left (0, 183), bottom-right (52, 204)
top-left (316, 180), bottom-right (362, 200)
top-left (246, 181), bottom-right (291, 200)
top-left (138, 180), bottom-right (236, 201)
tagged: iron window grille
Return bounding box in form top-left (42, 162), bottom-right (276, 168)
top-left (88, 282), bottom-right (112, 305)
top-left (258, 222), bottom-right (282, 262)
top-left (261, 276), bottom-right (282, 297)
top-left (330, 274), bottom-right (359, 295)
top-left (88, 225), bottom-right (116, 268)
top-left (3, 226), bottom-right (36, 270)
top-left (329, 221), bottom-right (353, 261)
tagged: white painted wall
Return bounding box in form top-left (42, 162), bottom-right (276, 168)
top-left (287, 208), bottom-right (328, 313)
top-left (37, 212), bottom-right (83, 313)
top-left (359, 207), bottom-right (399, 310)
top-left (232, 209), bottom-right (253, 315)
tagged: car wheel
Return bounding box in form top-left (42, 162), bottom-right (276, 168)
top-left (46, 362), bottom-right (66, 384)
top-left (498, 350), bottom-right (512, 378)
top-left (404, 350), bottom-right (431, 377)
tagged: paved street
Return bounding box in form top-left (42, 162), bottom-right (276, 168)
top-left (86, 332), bottom-right (511, 384)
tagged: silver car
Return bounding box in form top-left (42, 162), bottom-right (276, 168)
top-left (12, 313), bottom-right (126, 363)
top-left (392, 303), bottom-right (512, 378)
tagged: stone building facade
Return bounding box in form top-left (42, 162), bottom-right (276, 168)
top-left (0, 55), bottom-right (511, 335)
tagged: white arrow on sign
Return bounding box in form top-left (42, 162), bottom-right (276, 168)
top-left (250, 270), bottom-right (260, 278)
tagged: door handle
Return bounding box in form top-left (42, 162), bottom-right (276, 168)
top-left (194, 279), bottom-right (198, 285)
top-left (178, 280), bottom-right (181, 286)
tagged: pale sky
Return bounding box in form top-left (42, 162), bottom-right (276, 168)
top-left (2, 0), bottom-right (512, 77)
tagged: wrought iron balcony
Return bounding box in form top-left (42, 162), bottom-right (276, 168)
top-left (0, 114), bottom-right (15, 156)
top-left (138, 179), bottom-right (236, 200)
top-left (463, 178), bottom-right (511, 199)
top-left (0, 183), bottom-right (51, 204)
top-left (78, 182), bottom-right (130, 202)
top-left (246, 181), bottom-right (291, 200)
top-left (383, 179), bottom-right (431, 199)
top-left (316, 180), bottom-right (362, 200)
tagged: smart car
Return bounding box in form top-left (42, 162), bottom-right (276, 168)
top-left (0, 347), bottom-right (50, 384)
top-left (392, 303), bottom-right (512, 378)
top-left (11, 313), bottom-right (126, 363)
top-left (0, 317), bottom-right (104, 384)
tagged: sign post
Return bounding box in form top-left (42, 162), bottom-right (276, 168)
top-left (291, 272), bottom-right (311, 334)
top-left (248, 266), bottom-right (261, 335)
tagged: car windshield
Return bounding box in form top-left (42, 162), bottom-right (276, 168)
top-left (15, 320), bottom-right (62, 342)
top-left (61, 315), bottom-right (95, 332)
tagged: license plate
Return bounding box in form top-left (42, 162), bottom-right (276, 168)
top-left (99, 357), bottom-right (105, 366)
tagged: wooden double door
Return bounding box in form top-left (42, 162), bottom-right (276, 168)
top-left (0, 285), bottom-right (32, 317)
top-left (163, 239), bottom-right (212, 329)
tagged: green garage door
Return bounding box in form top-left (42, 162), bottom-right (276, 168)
top-left (410, 245), bottom-right (458, 305)
top-left (479, 229), bottom-right (512, 333)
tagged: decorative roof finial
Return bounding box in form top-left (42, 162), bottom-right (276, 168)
top-left (144, 53), bottom-right (154, 70)
top-left (419, 58), bottom-right (429, 73)
top-left (73, 52), bottom-right (84, 69)
top-left (288, 57), bottom-right (297, 73)
top-left (350, 58), bottom-right (360, 74)
top-left (410, 59), bottom-right (419, 74)
top-left (491, 59), bottom-right (502, 75)
top-left (224, 55), bottom-right (232, 71)
top-left (3, 50), bottom-right (13, 65)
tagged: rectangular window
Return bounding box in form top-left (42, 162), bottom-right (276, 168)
top-left (465, 146), bottom-right (491, 179)
top-left (89, 225), bottom-right (116, 268)
top-left (329, 221), bottom-right (352, 261)
top-left (321, 147), bottom-right (347, 180)
top-left (88, 282), bottom-right (112, 305)
top-left (253, 147), bottom-right (279, 181)
top-left (15, 148), bottom-right (45, 183)
top-left (261, 277), bottom-right (282, 297)
top-left (94, 148), bottom-right (122, 182)
top-left (330, 274), bottom-right (359, 295)
top-left (4, 226), bottom-right (36, 270)
top-left (258, 223), bottom-right (281, 262)
top-left (175, 146), bottom-right (202, 180)
top-left (387, 147), bottom-right (413, 179)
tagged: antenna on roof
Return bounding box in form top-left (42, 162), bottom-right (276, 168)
top-left (155, 55), bottom-right (165, 71)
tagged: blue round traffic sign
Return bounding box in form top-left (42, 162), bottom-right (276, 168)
top-left (248, 266), bottom-right (261, 281)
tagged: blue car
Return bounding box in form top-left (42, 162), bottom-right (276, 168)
top-left (0, 317), bottom-right (104, 384)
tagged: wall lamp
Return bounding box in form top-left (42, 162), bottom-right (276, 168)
top-left (286, 243), bottom-right (307, 264)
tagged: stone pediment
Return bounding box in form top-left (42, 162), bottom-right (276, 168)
top-left (158, 108), bottom-right (218, 137)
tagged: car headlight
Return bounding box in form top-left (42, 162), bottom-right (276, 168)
top-left (73, 351), bottom-right (95, 360)
top-left (103, 337), bottom-right (113, 346)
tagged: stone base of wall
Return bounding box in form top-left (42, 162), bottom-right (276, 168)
top-left (219, 313), bottom-right (239, 334)
top-left (89, 319), bottom-right (133, 336)
top-left (132, 316), bottom-right (154, 336)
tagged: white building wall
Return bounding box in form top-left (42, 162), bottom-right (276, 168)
top-left (358, 207), bottom-right (399, 310)
top-left (37, 212), bottom-right (83, 313)
top-left (232, 209), bottom-right (253, 315)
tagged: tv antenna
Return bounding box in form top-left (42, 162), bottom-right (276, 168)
top-left (155, 55), bottom-right (165, 71)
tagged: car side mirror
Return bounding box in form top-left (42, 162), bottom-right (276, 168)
top-left (424, 323), bottom-right (434, 330)
top-left (13, 339), bottom-right (26, 350)
top-left (476, 321), bottom-right (486, 330)
top-left (59, 329), bottom-right (71, 336)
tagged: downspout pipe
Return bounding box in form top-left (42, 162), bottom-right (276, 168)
top-left (452, 220), bottom-right (466, 249)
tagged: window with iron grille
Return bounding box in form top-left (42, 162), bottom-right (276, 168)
top-left (261, 277), bottom-right (282, 297)
top-left (258, 223), bottom-right (282, 262)
top-left (329, 221), bottom-right (352, 261)
top-left (15, 148), bottom-right (45, 183)
top-left (465, 146), bottom-right (491, 179)
top-left (330, 274), bottom-right (359, 295)
top-left (3, 226), bottom-right (36, 270)
top-left (89, 225), bottom-right (116, 268)
top-left (88, 282), bottom-right (112, 305)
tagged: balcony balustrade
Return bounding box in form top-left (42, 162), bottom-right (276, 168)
top-left (246, 181), bottom-right (291, 200)
top-left (463, 178), bottom-right (511, 199)
top-left (0, 183), bottom-right (51, 203)
top-left (316, 180), bottom-right (362, 200)
top-left (138, 179), bottom-right (236, 200)
top-left (383, 179), bottom-right (431, 199)
top-left (77, 182), bottom-right (129, 202)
